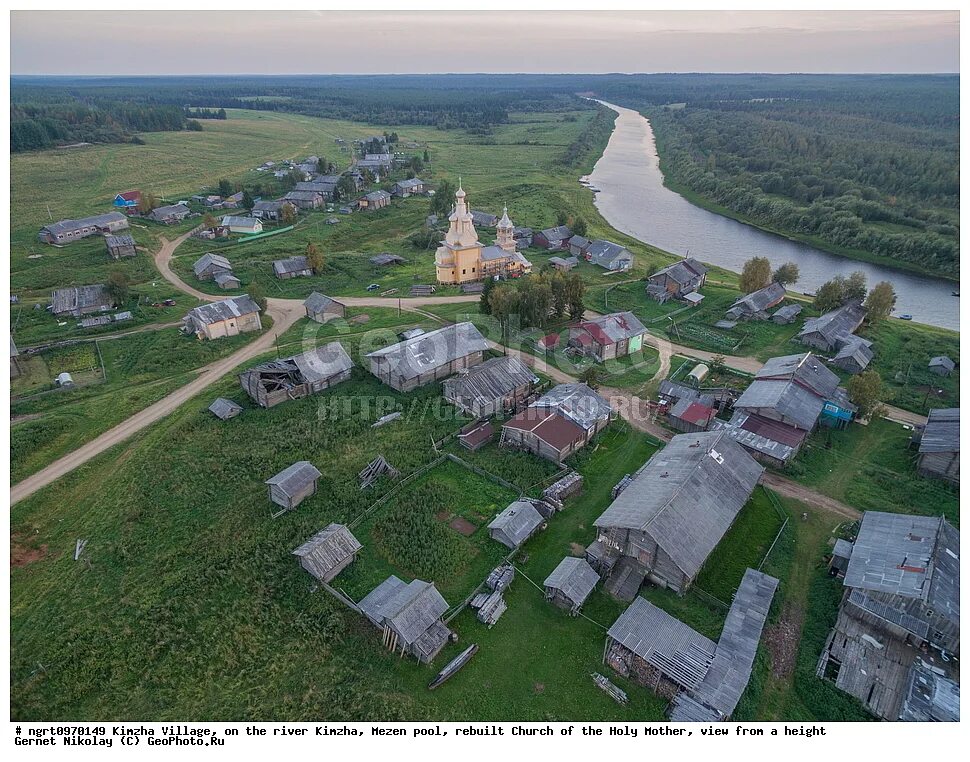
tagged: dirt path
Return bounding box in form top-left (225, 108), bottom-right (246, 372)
top-left (760, 472), bottom-right (860, 520)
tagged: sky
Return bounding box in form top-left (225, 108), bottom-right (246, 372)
top-left (9, 10), bottom-right (960, 76)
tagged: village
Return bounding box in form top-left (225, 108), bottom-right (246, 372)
top-left (10, 107), bottom-right (959, 725)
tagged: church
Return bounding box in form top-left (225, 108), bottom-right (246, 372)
top-left (435, 184), bottom-right (532, 285)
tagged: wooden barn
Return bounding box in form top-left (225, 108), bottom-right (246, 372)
top-left (544, 557), bottom-right (600, 614)
top-left (797, 300), bottom-right (866, 352)
top-left (487, 500), bottom-right (544, 549)
top-left (39, 212), bottom-right (129, 244)
top-left (273, 255), bottom-right (312, 279)
top-left (365, 321), bottom-right (489, 392)
top-left (292, 524), bottom-right (362, 583)
top-left (239, 342), bottom-right (354, 408)
top-left (816, 512), bottom-right (960, 720)
top-left (929, 355), bottom-right (955, 377)
top-left (358, 577), bottom-right (453, 663)
top-left (533, 225), bottom-right (573, 250)
top-left (500, 383), bottom-right (613, 462)
top-left (50, 284), bottom-right (114, 317)
top-left (645, 258), bottom-right (708, 303)
top-left (193, 253), bottom-right (234, 281)
top-left (265, 461), bottom-right (322, 513)
top-left (725, 282), bottom-right (786, 321)
top-left (593, 431), bottom-right (764, 597)
top-left (832, 336), bottom-right (874, 374)
top-left (915, 408), bottom-right (959, 485)
top-left (105, 234), bottom-right (136, 259)
top-left (442, 355), bottom-right (538, 417)
top-left (586, 240), bottom-right (634, 271)
top-left (149, 204), bottom-right (192, 224)
top-left (304, 292), bottom-right (346, 323)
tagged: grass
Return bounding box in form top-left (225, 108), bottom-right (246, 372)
top-left (784, 417), bottom-right (959, 525)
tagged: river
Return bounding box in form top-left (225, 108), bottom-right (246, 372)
top-left (588, 101), bottom-right (960, 332)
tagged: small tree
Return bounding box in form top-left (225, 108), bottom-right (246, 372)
top-left (556, 210), bottom-right (570, 227)
top-left (579, 366), bottom-right (603, 390)
top-left (217, 179), bottom-right (232, 197)
top-left (137, 192), bottom-right (159, 215)
top-left (306, 242), bottom-right (324, 273)
top-left (430, 180), bottom-right (454, 217)
top-left (317, 158), bottom-right (328, 174)
top-left (241, 190), bottom-right (254, 210)
top-left (105, 269), bottom-right (130, 305)
top-left (336, 175), bottom-right (357, 202)
top-left (739, 256), bottom-right (772, 293)
top-left (249, 280), bottom-right (268, 313)
top-left (280, 204), bottom-right (297, 225)
top-left (423, 149), bottom-right (430, 163)
top-left (847, 370), bottom-right (888, 420)
top-left (773, 261), bottom-right (800, 287)
top-left (814, 276), bottom-right (847, 312)
top-left (572, 216), bottom-right (588, 237)
top-left (202, 212), bottom-right (218, 229)
top-left (549, 270), bottom-right (568, 319)
top-left (844, 271), bottom-right (868, 302)
top-left (709, 353), bottom-right (726, 376)
top-left (863, 281), bottom-right (897, 324)
top-left (479, 275), bottom-right (496, 315)
top-left (565, 273), bottom-right (586, 320)
top-left (489, 284), bottom-right (521, 344)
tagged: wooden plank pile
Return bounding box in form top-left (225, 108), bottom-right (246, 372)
top-left (591, 672), bottom-right (628, 705)
top-left (358, 455), bottom-right (400, 489)
top-left (473, 590), bottom-right (507, 628)
top-left (542, 471), bottom-right (583, 511)
top-left (611, 473), bottom-right (634, 499)
top-left (485, 563), bottom-right (514, 593)
top-left (409, 284), bottom-right (436, 296)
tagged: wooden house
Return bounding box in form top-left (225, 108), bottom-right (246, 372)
top-left (304, 292), bottom-right (346, 323)
top-left (771, 304), bottom-right (803, 324)
top-left (391, 178), bottom-right (427, 197)
top-left (568, 311), bottom-right (648, 362)
top-left (365, 321), bottom-right (489, 392)
top-left (292, 524), bottom-right (362, 583)
top-left (568, 236), bottom-right (590, 257)
top-left (660, 384), bottom-right (717, 434)
top-left (645, 258), bottom-right (708, 303)
top-left (265, 461), bottom-right (322, 512)
top-left (283, 190), bottom-right (323, 210)
top-left (239, 343), bottom-right (354, 408)
top-left (725, 282), bottom-right (786, 321)
top-left (193, 253), bottom-right (234, 281)
top-left (471, 210), bottom-right (499, 228)
top-left (816, 512), bottom-right (959, 720)
top-left (358, 190), bottom-right (391, 211)
top-left (916, 408), bottom-right (959, 485)
top-left (487, 500), bottom-right (544, 549)
top-left (252, 200), bottom-right (295, 221)
top-left (586, 240), bottom-right (633, 271)
top-left (113, 190), bottom-right (141, 211)
top-left (50, 284), bottom-right (114, 317)
top-left (273, 255), bottom-right (312, 279)
top-left (929, 356), bottom-right (955, 377)
top-left (183, 295), bottom-right (262, 340)
top-left (544, 557), bottom-right (599, 614)
top-left (104, 234), bottom-right (136, 259)
top-left (533, 225), bottom-right (573, 250)
top-left (213, 272), bottom-right (241, 290)
top-left (39, 212), bottom-right (129, 244)
top-left (358, 577), bottom-right (453, 663)
top-left (221, 216), bottom-right (263, 235)
top-left (149, 204), bottom-right (192, 224)
top-left (513, 227), bottom-right (534, 248)
top-left (548, 255), bottom-right (579, 272)
top-left (208, 397), bottom-right (243, 420)
top-left (369, 253), bottom-right (407, 267)
top-left (501, 383), bottom-right (613, 462)
top-left (442, 355), bottom-right (538, 417)
top-left (832, 336), bottom-right (874, 374)
top-left (797, 300), bottom-right (866, 352)
top-left (593, 431), bottom-right (764, 596)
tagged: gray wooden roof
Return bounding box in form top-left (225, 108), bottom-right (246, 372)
top-left (898, 661), bottom-right (961, 722)
top-left (442, 355), bottom-right (537, 407)
top-left (369, 253), bottom-right (407, 266)
top-left (755, 352), bottom-right (840, 398)
top-left (580, 311), bottom-right (647, 343)
top-left (687, 568), bottom-right (778, 719)
top-left (273, 255), bottom-right (311, 276)
top-left (51, 284), bottom-right (112, 315)
top-left (595, 431), bottom-right (764, 580)
top-left (919, 408), bottom-right (960, 453)
top-left (304, 292), bottom-right (344, 313)
top-left (245, 342), bottom-right (353, 387)
top-left (771, 304), bottom-right (803, 321)
top-left (213, 271), bottom-right (240, 287)
top-left (151, 204), bottom-right (191, 219)
top-left (798, 300), bottom-right (866, 346)
top-left (186, 295), bottom-right (260, 325)
top-left (360, 578), bottom-right (449, 646)
top-left (265, 461), bottom-right (322, 497)
top-left (929, 355), bottom-right (955, 371)
top-left (42, 211), bottom-right (128, 235)
top-left (649, 257), bottom-right (708, 285)
top-left (531, 383), bottom-right (613, 431)
top-left (193, 252), bottom-right (232, 276)
top-left (727, 282), bottom-right (786, 315)
top-left (844, 511), bottom-right (959, 624)
top-left (833, 336), bottom-right (874, 369)
top-left (488, 500), bottom-right (544, 547)
top-left (544, 557), bottom-right (599, 606)
top-left (538, 225), bottom-right (573, 241)
top-left (292, 523), bottom-right (362, 581)
top-left (734, 379), bottom-right (824, 431)
top-left (587, 240), bottom-right (631, 266)
top-left (105, 234), bottom-right (135, 248)
top-left (208, 397), bottom-right (242, 419)
top-left (607, 597), bottom-right (717, 691)
top-left (365, 322), bottom-right (489, 381)
top-left (359, 575), bottom-right (407, 623)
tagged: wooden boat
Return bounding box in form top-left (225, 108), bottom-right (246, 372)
top-left (952, 291), bottom-right (959, 297)
top-left (428, 644), bottom-right (478, 690)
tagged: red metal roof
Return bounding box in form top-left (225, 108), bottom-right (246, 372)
top-left (503, 407), bottom-right (585, 451)
top-left (679, 402), bottom-right (714, 427)
top-left (579, 321), bottom-right (611, 345)
top-left (116, 190), bottom-right (141, 202)
top-left (738, 413), bottom-right (807, 448)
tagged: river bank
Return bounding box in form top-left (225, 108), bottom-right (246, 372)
top-left (588, 100), bottom-right (960, 332)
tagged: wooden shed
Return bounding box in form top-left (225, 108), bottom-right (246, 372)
top-left (916, 408), bottom-right (959, 485)
top-left (304, 292), bottom-right (346, 323)
top-left (105, 234), bottom-right (136, 259)
top-left (240, 343), bottom-right (354, 408)
top-left (265, 461), bottom-right (322, 513)
top-left (442, 355), bottom-right (538, 417)
top-left (208, 397), bottom-right (243, 420)
top-left (544, 557), bottom-right (600, 614)
top-left (358, 577), bottom-right (453, 663)
top-left (487, 500), bottom-right (544, 549)
top-left (292, 524), bottom-right (362, 583)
